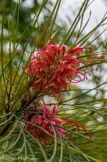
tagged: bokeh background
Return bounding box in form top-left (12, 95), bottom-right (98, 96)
top-left (0, 0), bottom-right (107, 161)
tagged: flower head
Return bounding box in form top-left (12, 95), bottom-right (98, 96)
top-left (24, 104), bottom-right (92, 145)
top-left (68, 46), bottom-right (92, 57)
top-left (19, 27), bottom-right (92, 95)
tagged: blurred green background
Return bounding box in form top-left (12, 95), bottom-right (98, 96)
top-left (0, 0), bottom-right (107, 161)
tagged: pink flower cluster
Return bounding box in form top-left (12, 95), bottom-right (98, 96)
top-left (24, 105), bottom-right (92, 145)
top-left (19, 31), bottom-right (92, 95)
top-left (19, 27), bottom-right (92, 145)
top-left (25, 43), bottom-right (92, 94)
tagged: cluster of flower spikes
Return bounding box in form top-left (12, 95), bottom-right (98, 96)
top-left (19, 27), bottom-right (92, 95)
top-left (24, 104), bottom-right (92, 145)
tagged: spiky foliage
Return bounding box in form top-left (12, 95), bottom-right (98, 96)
top-left (0, 0), bottom-right (107, 161)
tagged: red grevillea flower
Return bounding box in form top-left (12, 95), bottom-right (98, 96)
top-left (68, 46), bottom-right (92, 57)
top-left (85, 54), bottom-right (105, 64)
top-left (24, 105), bottom-right (92, 145)
top-left (18, 27), bottom-right (92, 95)
top-left (91, 55), bottom-right (104, 63)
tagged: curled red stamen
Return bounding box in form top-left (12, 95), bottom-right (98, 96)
top-left (26, 38), bottom-right (42, 49)
top-left (17, 50), bottom-right (31, 54)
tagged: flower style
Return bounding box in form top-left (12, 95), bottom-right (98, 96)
top-left (24, 104), bottom-right (92, 145)
top-left (18, 27), bottom-right (92, 95)
top-left (91, 55), bottom-right (105, 64)
top-left (84, 54), bottom-right (105, 65)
